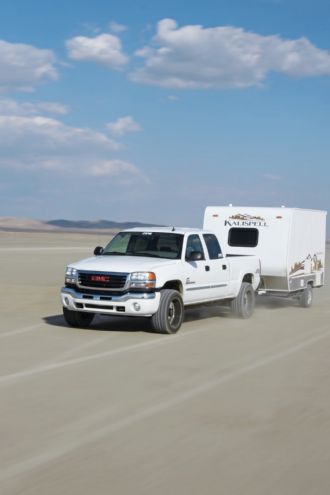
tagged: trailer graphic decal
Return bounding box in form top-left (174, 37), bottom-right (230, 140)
top-left (229, 214), bottom-right (265, 222)
top-left (290, 254), bottom-right (323, 276)
top-left (224, 213), bottom-right (267, 227)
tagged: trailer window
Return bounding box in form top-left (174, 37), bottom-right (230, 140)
top-left (228, 228), bottom-right (259, 247)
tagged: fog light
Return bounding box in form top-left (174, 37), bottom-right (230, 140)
top-left (64, 297), bottom-right (70, 307)
top-left (133, 302), bottom-right (141, 311)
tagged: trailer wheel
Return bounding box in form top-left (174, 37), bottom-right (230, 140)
top-left (63, 307), bottom-right (94, 328)
top-left (299, 285), bottom-right (313, 308)
top-left (151, 289), bottom-right (184, 334)
top-left (231, 282), bottom-right (255, 319)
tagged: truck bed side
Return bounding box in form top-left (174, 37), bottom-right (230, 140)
top-left (226, 255), bottom-right (260, 296)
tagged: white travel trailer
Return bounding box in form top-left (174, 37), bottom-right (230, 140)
top-left (204, 206), bottom-right (327, 306)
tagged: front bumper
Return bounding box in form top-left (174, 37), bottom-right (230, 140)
top-left (61, 287), bottom-right (160, 317)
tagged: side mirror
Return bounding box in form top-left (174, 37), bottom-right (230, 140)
top-left (187, 251), bottom-right (203, 262)
top-left (94, 246), bottom-right (104, 256)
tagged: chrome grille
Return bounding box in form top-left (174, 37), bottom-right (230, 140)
top-left (78, 271), bottom-right (128, 290)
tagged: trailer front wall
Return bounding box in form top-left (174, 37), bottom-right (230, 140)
top-left (204, 207), bottom-right (291, 278)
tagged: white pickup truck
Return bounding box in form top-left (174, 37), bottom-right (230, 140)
top-left (61, 227), bottom-right (261, 333)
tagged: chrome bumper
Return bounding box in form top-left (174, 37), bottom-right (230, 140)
top-left (61, 287), bottom-right (160, 316)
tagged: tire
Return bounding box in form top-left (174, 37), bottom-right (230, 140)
top-left (63, 307), bottom-right (94, 328)
top-left (231, 282), bottom-right (255, 319)
top-left (151, 289), bottom-right (184, 334)
top-left (299, 285), bottom-right (313, 308)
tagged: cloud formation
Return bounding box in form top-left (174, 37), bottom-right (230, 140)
top-left (132, 18), bottom-right (330, 89)
top-left (106, 116), bottom-right (142, 136)
top-left (263, 174), bottom-right (282, 181)
top-left (0, 98), bottom-right (69, 116)
top-left (90, 159), bottom-right (142, 177)
top-left (0, 112), bottom-right (143, 181)
top-left (109, 21), bottom-right (127, 33)
top-left (66, 33), bottom-right (129, 68)
top-left (0, 39), bottom-right (58, 92)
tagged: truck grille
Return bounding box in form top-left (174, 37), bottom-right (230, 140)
top-left (78, 271), bottom-right (128, 290)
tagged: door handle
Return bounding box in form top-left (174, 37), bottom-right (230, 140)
top-left (222, 265), bottom-right (227, 270)
top-left (205, 265), bottom-right (210, 271)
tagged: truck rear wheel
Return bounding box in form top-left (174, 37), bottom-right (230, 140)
top-left (63, 307), bottom-right (94, 328)
top-left (151, 289), bottom-right (184, 334)
top-left (299, 285), bottom-right (313, 308)
top-left (231, 282), bottom-right (255, 319)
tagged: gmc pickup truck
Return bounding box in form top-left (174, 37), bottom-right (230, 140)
top-left (61, 227), bottom-right (261, 333)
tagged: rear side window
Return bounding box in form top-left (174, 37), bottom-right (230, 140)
top-left (228, 228), bottom-right (259, 247)
top-left (203, 234), bottom-right (222, 259)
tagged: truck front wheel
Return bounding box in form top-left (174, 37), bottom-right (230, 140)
top-left (63, 307), bottom-right (94, 328)
top-left (151, 289), bottom-right (184, 334)
top-left (231, 282), bottom-right (255, 319)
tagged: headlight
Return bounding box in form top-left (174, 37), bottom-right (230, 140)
top-left (129, 272), bottom-right (156, 289)
top-left (65, 267), bottom-right (78, 284)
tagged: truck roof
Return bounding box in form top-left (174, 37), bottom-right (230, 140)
top-left (123, 227), bottom-right (207, 235)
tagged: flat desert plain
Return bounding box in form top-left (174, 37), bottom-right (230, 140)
top-left (0, 231), bottom-right (330, 495)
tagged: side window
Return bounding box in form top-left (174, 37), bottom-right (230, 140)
top-left (203, 234), bottom-right (222, 259)
top-left (228, 228), bottom-right (259, 247)
top-left (185, 234), bottom-right (205, 260)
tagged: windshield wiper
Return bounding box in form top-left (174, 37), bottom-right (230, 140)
top-left (127, 252), bottom-right (161, 258)
top-left (103, 251), bottom-right (127, 256)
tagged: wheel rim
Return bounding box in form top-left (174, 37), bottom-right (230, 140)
top-left (307, 289), bottom-right (312, 305)
top-left (243, 291), bottom-right (251, 313)
top-left (167, 298), bottom-right (182, 329)
top-left (168, 302), bottom-right (175, 325)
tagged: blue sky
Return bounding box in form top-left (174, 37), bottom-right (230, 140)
top-left (0, 0), bottom-right (329, 227)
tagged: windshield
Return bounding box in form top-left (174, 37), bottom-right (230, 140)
top-left (103, 232), bottom-right (184, 260)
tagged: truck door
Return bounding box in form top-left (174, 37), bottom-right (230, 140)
top-left (184, 234), bottom-right (214, 303)
top-left (202, 233), bottom-right (230, 299)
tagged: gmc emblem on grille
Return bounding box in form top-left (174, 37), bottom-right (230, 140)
top-left (90, 275), bottom-right (110, 283)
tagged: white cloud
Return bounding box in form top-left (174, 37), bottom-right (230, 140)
top-left (131, 18), bottom-right (330, 89)
top-left (0, 114), bottom-right (146, 182)
top-left (90, 159), bottom-right (141, 177)
top-left (0, 98), bottom-right (69, 116)
top-left (0, 39), bottom-right (58, 92)
top-left (66, 33), bottom-right (129, 68)
top-left (36, 101), bottom-right (69, 115)
top-left (263, 174), bottom-right (282, 181)
top-left (109, 21), bottom-right (127, 33)
top-left (106, 116), bottom-right (142, 136)
top-left (0, 115), bottom-right (119, 156)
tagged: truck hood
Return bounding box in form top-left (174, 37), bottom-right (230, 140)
top-left (70, 255), bottom-right (179, 273)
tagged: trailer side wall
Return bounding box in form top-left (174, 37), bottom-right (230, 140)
top-left (288, 210), bottom-right (326, 290)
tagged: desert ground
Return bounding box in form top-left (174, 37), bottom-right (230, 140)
top-left (0, 231), bottom-right (330, 495)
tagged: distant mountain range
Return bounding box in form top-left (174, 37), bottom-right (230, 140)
top-left (0, 217), bottom-right (162, 232)
top-left (46, 219), bottom-right (161, 229)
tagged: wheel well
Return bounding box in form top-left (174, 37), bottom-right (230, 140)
top-left (162, 280), bottom-right (183, 293)
top-left (242, 273), bottom-right (253, 284)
